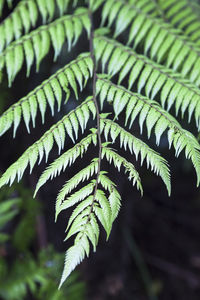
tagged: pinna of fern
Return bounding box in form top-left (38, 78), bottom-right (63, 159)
top-left (0, 6), bottom-right (91, 85)
top-left (0, 0), bottom-right (79, 52)
top-left (94, 34), bottom-right (200, 129)
top-left (101, 0), bottom-right (200, 86)
top-left (0, 0), bottom-right (200, 288)
top-left (156, 0), bottom-right (200, 46)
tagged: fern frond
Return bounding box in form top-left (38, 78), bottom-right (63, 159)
top-left (59, 168), bottom-right (123, 285)
top-left (0, 0), bottom-right (78, 52)
top-left (101, 0), bottom-right (200, 84)
top-left (1, 0), bottom-right (200, 289)
top-left (59, 159), bottom-right (99, 197)
top-left (157, 0), bottom-right (200, 46)
top-left (126, 0), bottom-right (160, 17)
top-left (98, 171), bottom-right (115, 190)
top-left (34, 131), bottom-right (97, 196)
top-left (66, 195), bottom-right (94, 231)
top-left (56, 181), bottom-right (96, 218)
top-left (101, 145), bottom-right (143, 193)
top-left (59, 232), bottom-right (90, 288)
top-left (107, 186), bottom-right (121, 223)
top-left (55, 159), bottom-right (99, 217)
top-left (97, 78), bottom-right (200, 185)
top-left (100, 118), bottom-right (171, 195)
top-left (95, 36), bottom-right (200, 126)
top-left (101, 0), bottom-right (159, 26)
top-left (0, 98), bottom-right (96, 189)
top-left (0, 53), bottom-right (93, 137)
top-left (59, 177), bottom-right (122, 286)
top-left (0, 7), bottom-right (90, 86)
top-left (94, 189), bottom-right (113, 237)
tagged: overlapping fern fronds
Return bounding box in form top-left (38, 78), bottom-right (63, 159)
top-left (0, 0), bottom-right (200, 288)
top-left (0, 0), bottom-right (79, 52)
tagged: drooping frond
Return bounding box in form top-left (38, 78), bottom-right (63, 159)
top-left (0, 98), bottom-right (96, 189)
top-left (55, 159), bottom-right (99, 217)
top-left (0, 53), bottom-right (93, 137)
top-left (56, 181), bottom-right (96, 218)
top-left (0, 0), bottom-right (79, 52)
top-left (97, 78), bottom-right (200, 185)
top-left (95, 36), bottom-right (200, 126)
top-left (100, 118), bottom-right (171, 195)
top-left (157, 0), bottom-right (200, 46)
top-left (34, 131), bottom-right (97, 196)
top-left (98, 171), bottom-right (115, 191)
top-left (0, 7), bottom-right (90, 86)
top-left (98, 173), bottom-right (121, 222)
top-left (101, 145), bottom-right (143, 193)
top-left (1, 0), bottom-right (200, 289)
top-left (101, 0), bottom-right (200, 85)
top-left (59, 225), bottom-right (93, 288)
top-left (58, 173), bottom-right (122, 286)
top-left (59, 159), bottom-right (99, 199)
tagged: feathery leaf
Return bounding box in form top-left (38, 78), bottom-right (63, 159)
top-left (0, 54), bottom-right (93, 137)
top-left (34, 132), bottom-right (97, 196)
top-left (0, 98), bottom-right (96, 189)
top-left (101, 0), bottom-right (200, 84)
top-left (100, 118), bottom-right (171, 195)
top-left (0, 8), bottom-right (90, 85)
top-left (95, 36), bottom-right (200, 128)
top-left (97, 78), bottom-right (200, 185)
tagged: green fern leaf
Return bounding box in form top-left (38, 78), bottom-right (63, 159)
top-left (108, 187), bottom-right (121, 223)
top-left (101, 145), bottom-right (143, 193)
top-left (0, 0), bottom-right (78, 52)
top-left (59, 237), bottom-right (87, 289)
top-left (0, 54), bottom-right (93, 136)
top-left (100, 118), bottom-right (171, 195)
top-left (0, 8), bottom-right (90, 85)
top-left (34, 132), bottom-right (97, 196)
top-left (56, 182), bottom-right (96, 219)
top-left (56, 159), bottom-right (99, 204)
top-left (157, 0), bottom-right (200, 47)
top-left (0, 99), bottom-right (95, 189)
top-left (102, 0), bottom-right (200, 85)
top-left (97, 78), bottom-right (200, 185)
top-left (1, 0), bottom-right (200, 289)
top-left (95, 36), bottom-right (200, 126)
top-left (95, 189), bottom-right (112, 238)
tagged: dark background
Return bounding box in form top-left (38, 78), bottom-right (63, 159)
top-left (1, 1), bottom-right (200, 299)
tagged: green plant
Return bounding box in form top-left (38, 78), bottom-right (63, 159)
top-left (0, 248), bottom-right (86, 300)
top-left (0, 0), bottom-right (200, 287)
top-left (0, 183), bottom-right (86, 299)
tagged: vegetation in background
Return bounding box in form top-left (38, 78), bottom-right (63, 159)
top-left (0, 183), bottom-right (86, 299)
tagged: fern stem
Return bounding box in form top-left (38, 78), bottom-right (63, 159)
top-left (88, 3), bottom-right (102, 220)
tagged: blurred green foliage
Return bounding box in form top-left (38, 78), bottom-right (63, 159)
top-left (0, 183), bottom-right (86, 300)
